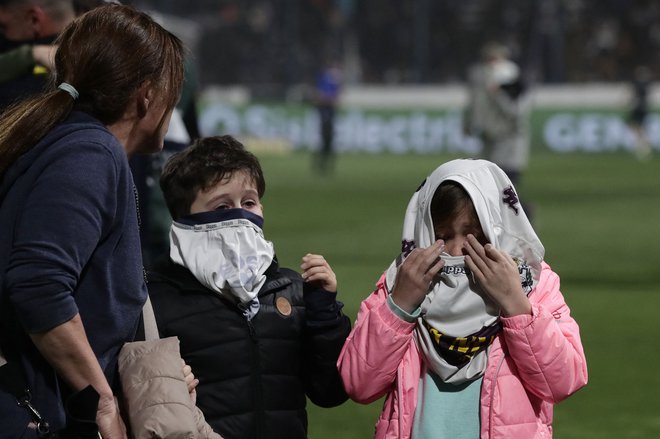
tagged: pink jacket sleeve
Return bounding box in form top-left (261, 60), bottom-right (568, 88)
top-left (500, 262), bottom-right (588, 403)
top-left (337, 274), bottom-right (416, 404)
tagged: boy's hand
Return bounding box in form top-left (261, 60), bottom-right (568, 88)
top-left (182, 359), bottom-right (199, 405)
top-left (301, 254), bottom-right (337, 293)
top-left (463, 234), bottom-right (532, 317)
top-left (390, 240), bottom-right (445, 313)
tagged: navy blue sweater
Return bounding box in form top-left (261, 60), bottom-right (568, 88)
top-left (0, 112), bottom-right (147, 435)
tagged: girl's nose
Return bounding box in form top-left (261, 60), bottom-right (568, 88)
top-left (444, 239), bottom-right (466, 256)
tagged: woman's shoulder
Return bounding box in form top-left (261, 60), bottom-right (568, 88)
top-left (55, 113), bottom-right (122, 154)
top-left (12, 112), bottom-right (119, 171)
top-left (34, 115), bottom-right (129, 182)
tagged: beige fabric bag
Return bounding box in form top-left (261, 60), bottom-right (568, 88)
top-left (118, 297), bottom-right (222, 439)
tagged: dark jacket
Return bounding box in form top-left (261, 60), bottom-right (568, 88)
top-left (0, 112), bottom-right (147, 436)
top-left (148, 256), bottom-right (351, 439)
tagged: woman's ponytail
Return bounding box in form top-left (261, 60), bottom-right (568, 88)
top-left (0, 88), bottom-right (76, 176)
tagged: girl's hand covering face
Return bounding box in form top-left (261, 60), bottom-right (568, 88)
top-left (390, 240), bottom-right (446, 314)
top-left (463, 235), bottom-right (532, 317)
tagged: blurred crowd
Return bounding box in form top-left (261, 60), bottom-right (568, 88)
top-left (131, 0), bottom-right (660, 88)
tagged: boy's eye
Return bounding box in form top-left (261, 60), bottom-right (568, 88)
top-left (243, 199), bottom-right (257, 208)
top-left (215, 204), bottom-right (230, 210)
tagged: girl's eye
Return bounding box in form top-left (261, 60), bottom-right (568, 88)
top-left (471, 230), bottom-right (488, 244)
top-left (435, 231), bottom-right (453, 241)
top-left (243, 200), bottom-right (257, 208)
top-left (215, 204), bottom-right (230, 210)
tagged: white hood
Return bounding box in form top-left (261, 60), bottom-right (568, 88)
top-left (398, 158), bottom-right (544, 283)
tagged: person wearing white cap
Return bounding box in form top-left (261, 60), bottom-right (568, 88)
top-left (463, 42), bottom-right (530, 189)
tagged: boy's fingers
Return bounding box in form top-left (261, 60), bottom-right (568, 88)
top-left (300, 254), bottom-right (328, 269)
top-left (302, 265), bottom-right (325, 278)
top-left (304, 272), bottom-right (329, 283)
top-left (303, 269), bottom-right (337, 291)
top-left (302, 266), bottom-right (336, 285)
top-left (302, 253), bottom-right (325, 261)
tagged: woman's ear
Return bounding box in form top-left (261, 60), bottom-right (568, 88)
top-left (136, 82), bottom-right (154, 118)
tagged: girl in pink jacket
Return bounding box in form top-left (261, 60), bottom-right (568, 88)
top-left (338, 159), bottom-right (587, 439)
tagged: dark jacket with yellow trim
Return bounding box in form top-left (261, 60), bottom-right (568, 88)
top-left (147, 256), bottom-right (350, 439)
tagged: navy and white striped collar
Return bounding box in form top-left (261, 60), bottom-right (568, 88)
top-left (176, 208), bottom-right (264, 229)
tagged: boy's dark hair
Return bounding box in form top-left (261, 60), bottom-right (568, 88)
top-left (160, 135), bottom-right (266, 219)
top-left (430, 180), bottom-right (475, 227)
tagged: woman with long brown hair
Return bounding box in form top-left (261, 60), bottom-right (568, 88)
top-left (0, 4), bottom-right (184, 438)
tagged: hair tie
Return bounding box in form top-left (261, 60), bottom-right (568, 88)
top-left (58, 82), bottom-right (79, 100)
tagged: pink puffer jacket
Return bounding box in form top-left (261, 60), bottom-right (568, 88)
top-left (338, 262), bottom-right (588, 439)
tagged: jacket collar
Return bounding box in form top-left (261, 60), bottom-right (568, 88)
top-left (149, 255), bottom-right (291, 297)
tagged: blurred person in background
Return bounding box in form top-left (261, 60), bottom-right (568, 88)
top-left (0, 0), bottom-right (76, 110)
top-left (0, 1), bottom-right (106, 88)
top-left (627, 65), bottom-right (653, 160)
top-left (313, 58), bottom-right (342, 175)
top-left (72, 0), bottom-right (107, 14)
top-left (463, 42), bottom-right (530, 188)
top-left (0, 41), bottom-right (56, 82)
top-left (0, 4), bottom-right (184, 437)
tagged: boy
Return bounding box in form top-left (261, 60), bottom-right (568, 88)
top-left (148, 135), bottom-right (351, 439)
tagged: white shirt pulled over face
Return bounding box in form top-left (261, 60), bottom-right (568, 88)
top-left (169, 170), bottom-right (271, 320)
top-left (170, 208), bottom-right (274, 320)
